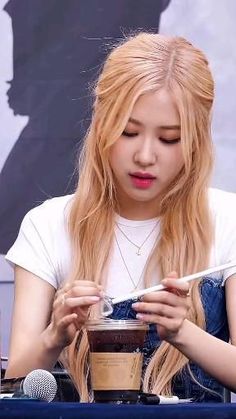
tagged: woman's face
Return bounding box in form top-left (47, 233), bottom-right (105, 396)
top-left (109, 88), bottom-right (184, 219)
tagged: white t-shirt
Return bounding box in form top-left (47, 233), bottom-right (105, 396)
top-left (5, 188), bottom-right (236, 296)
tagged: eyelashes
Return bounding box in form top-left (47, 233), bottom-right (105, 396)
top-left (122, 131), bottom-right (181, 144)
top-left (122, 131), bottom-right (137, 138)
top-left (159, 137), bottom-right (181, 144)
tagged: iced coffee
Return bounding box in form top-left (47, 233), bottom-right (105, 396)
top-left (86, 319), bottom-right (148, 403)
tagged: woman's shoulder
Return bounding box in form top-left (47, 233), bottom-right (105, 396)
top-left (25, 194), bottom-right (74, 225)
top-left (5, 194), bottom-right (75, 288)
top-left (18, 194), bottom-right (75, 243)
top-left (208, 188), bottom-right (236, 282)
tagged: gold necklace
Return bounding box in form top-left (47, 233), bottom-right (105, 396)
top-left (114, 233), bottom-right (159, 291)
top-left (116, 221), bottom-right (159, 256)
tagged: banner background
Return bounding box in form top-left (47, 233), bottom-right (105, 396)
top-left (0, 2), bottom-right (235, 392)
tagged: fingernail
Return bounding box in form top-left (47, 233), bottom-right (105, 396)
top-left (136, 313), bottom-right (144, 320)
top-left (162, 279), bottom-right (167, 285)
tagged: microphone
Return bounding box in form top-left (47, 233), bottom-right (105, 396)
top-left (22, 369), bottom-right (58, 402)
top-left (1, 369), bottom-right (58, 402)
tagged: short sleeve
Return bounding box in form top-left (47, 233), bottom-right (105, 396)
top-left (211, 189), bottom-right (236, 284)
top-left (222, 225), bottom-right (236, 283)
top-left (5, 195), bottom-right (73, 289)
top-left (5, 208), bottom-right (58, 288)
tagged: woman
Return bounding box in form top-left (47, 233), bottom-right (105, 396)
top-left (5, 32), bottom-right (236, 402)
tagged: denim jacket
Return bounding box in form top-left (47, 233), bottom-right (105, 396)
top-left (109, 276), bottom-right (229, 402)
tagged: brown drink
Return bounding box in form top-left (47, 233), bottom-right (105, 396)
top-left (86, 319), bottom-right (147, 403)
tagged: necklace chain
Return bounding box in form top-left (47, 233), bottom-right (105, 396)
top-left (116, 221), bottom-right (159, 256)
top-left (114, 231), bottom-right (160, 291)
top-left (114, 234), bottom-right (147, 290)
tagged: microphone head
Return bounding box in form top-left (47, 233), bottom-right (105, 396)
top-left (23, 369), bottom-right (57, 402)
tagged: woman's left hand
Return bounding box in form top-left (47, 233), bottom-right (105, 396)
top-left (132, 272), bottom-right (190, 342)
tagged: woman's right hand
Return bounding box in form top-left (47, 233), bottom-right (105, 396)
top-left (47, 280), bottom-right (102, 349)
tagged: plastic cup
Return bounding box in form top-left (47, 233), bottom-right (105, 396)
top-left (86, 319), bottom-right (148, 403)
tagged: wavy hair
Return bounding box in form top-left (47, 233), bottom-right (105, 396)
top-left (62, 32), bottom-right (214, 400)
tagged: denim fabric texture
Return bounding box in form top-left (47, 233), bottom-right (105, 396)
top-left (109, 276), bottom-right (229, 402)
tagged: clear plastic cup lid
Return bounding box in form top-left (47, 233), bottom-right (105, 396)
top-left (85, 318), bottom-right (148, 331)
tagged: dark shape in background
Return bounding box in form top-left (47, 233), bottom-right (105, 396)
top-left (0, 0), bottom-right (171, 254)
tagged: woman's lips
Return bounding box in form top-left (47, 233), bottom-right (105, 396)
top-left (129, 173), bottom-right (156, 189)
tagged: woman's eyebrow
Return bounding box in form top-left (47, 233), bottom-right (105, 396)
top-left (128, 117), bottom-right (142, 126)
top-left (128, 118), bottom-right (180, 131)
top-left (159, 125), bottom-right (180, 130)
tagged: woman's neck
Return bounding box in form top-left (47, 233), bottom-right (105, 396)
top-left (116, 202), bottom-right (160, 220)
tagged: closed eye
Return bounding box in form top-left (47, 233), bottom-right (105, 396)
top-left (159, 137), bottom-right (181, 144)
top-left (122, 131), bottom-right (138, 138)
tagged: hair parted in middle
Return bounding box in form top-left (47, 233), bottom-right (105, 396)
top-left (63, 32), bottom-right (215, 400)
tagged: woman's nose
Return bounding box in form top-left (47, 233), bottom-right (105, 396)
top-left (134, 138), bottom-right (157, 166)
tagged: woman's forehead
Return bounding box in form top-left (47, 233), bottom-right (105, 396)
top-left (129, 89), bottom-right (180, 129)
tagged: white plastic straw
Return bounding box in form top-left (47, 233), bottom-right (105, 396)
top-left (112, 260), bottom-right (236, 305)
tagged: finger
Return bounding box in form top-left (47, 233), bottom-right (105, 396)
top-left (57, 281), bottom-right (100, 295)
top-left (53, 294), bottom-right (69, 311)
top-left (72, 282), bottom-right (104, 292)
top-left (67, 286), bottom-right (102, 298)
top-left (53, 292), bottom-right (100, 312)
top-left (136, 313), bottom-right (181, 330)
top-left (161, 278), bottom-right (190, 293)
top-left (170, 287), bottom-right (191, 297)
top-left (54, 285), bottom-right (73, 307)
top-left (55, 285), bottom-right (102, 309)
top-left (132, 301), bottom-right (187, 318)
top-left (71, 280), bottom-right (100, 288)
top-left (57, 312), bottom-right (78, 331)
top-left (140, 290), bottom-right (188, 306)
top-left (65, 295), bottom-right (101, 308)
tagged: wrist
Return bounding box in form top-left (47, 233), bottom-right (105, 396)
top-left (166, 319), bottom-right (190, 346)
top-left (42, 323), bottom-right (65, 354)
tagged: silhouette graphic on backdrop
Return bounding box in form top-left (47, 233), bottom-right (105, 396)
top-left (0, 0), bottom-right (171, 254)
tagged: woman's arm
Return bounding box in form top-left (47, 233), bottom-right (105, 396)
top-left (5, 266), bottom-right (58, 377)
top-left (5, 265), bottom-right (102, 378)
top-left (133, 274), bottom-right (236, 392)
top-left (170, 274), bottom-right (236, 392)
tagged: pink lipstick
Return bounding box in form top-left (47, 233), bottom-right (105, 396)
top-left (129, 172), bottom-right (156, 189)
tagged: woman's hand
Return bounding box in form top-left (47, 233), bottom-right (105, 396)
top-left (132, 272), bottom-right (190, 342)
top-left (46, 280), bottom-right (102, 349)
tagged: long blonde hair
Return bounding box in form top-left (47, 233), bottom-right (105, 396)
top-left (63, 32), bottom-right (214, 400)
